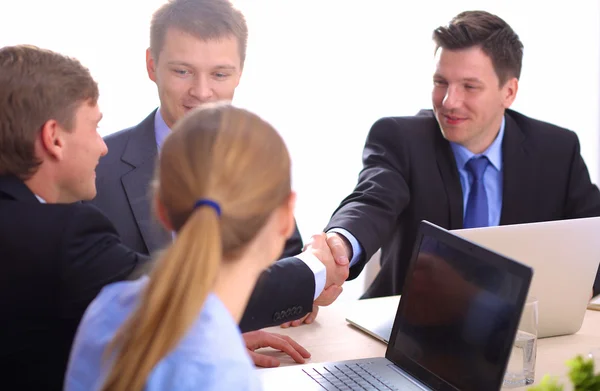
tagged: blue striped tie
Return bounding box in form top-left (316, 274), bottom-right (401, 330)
top-left (463, 156), bottom-right (490, 228)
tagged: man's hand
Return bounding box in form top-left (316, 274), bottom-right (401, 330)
top-left (326, 232), bottom-right (352, 266)
top-left (280, 233), bottom-right (349, 327)
top-left (243, 330), bottom-right (311, 368)
top-left (307, 233), bottom-right (349, 305)
top-left (309, 233), bottom-right (349, 289)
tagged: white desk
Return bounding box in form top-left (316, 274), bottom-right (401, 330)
top-left (260, 296), bottom-right (600, 390)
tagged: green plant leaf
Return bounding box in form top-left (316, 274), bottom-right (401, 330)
top-left (567, 355), bottom-right (600, 391)
top-left (527, 374), bottom-right (564, 391)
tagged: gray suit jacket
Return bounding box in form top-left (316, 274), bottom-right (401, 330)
top-left (94, 111), bottom-right (167, 255)
top-left (92, 110), bottom-right (314, 331)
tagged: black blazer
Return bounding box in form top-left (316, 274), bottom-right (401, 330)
top-left (92, 110), bottom-right (304, 257)
top-left (0, 176), bottom-right (149, 391)
top-left (1, 176), bottom-right (315, 390)
top-left (326, 109), bottom-right (600, 298)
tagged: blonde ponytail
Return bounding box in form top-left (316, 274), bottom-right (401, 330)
top-left (100, 206), bottom-right (221, 391)
top-left (99, 103), bottom-right (292, 391)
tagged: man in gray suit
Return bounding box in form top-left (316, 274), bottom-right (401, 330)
top-left (92, 0), bottom-right (348, 367)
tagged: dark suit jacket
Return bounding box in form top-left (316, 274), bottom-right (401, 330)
top-left (1, 176), bottom-right (315, 390)
top-left (92, 110), bottom-right (315, 331)
top-left (326, 109), bottom-right (600, 298)
top-left (0, 175), bottom-right (149, 391)
top-left (92, 110), bottom-right (304, 257)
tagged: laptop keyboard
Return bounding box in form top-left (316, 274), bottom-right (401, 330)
top-left (303, 363), bottom-right (401, 390)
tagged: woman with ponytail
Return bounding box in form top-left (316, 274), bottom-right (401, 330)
top-left (64, 103), bottom-right (304, 391)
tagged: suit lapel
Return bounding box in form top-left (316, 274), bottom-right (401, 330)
top-left (120, 110), bottom-right (171, 254)
top-left (434, 124), bottom-right (464, 229)
top-left (499, 111), bottom-right (532, 225)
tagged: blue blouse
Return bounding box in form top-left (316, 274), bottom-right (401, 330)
top-left (64, 277), bottom-right (262, 391)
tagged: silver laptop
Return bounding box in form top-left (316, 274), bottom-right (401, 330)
top-left (453, 217), bottom-right (600, 338)
top-left (259, 221), bottom-right (533, 391)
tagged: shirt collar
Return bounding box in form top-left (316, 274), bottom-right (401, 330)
top-left (154, 108), bottom-right (171, 151)
top-left (35, 194), bottom-right (46, 203)
top-left (450, 115), bottom-right (505, 171)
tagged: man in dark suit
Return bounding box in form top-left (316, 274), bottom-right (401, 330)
top-left (0, 45), bottom-right (145, 391)
top-left (90, 0), bottom-right (348, 367)
top-left (0, 44), bottom-right (346, 390)
top-left (324, 10), bottom-right (600, 299)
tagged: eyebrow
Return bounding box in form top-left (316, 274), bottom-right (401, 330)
top-left (167, 61), bottom-right (238, 70)
top-left (461, 77), bottom-right (483, 84)
top-left (433, 74), bottom-right (483, 84)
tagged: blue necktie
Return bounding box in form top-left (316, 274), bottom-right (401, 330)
top-left (463, 156), bottom-right (489, 228)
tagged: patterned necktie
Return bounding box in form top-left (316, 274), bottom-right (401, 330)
top-left (463, 156), bottom-right (490, 228)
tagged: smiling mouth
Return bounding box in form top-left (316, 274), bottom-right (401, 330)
top-left (441, 113), bottom-right (468, 125)
top-left (444, 114), bottom-right (466, 121)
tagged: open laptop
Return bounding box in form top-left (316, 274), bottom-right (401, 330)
top-left (259, 221), bottom-right (533, 391)
top-left (346, 217), bottom-right (600, 343)
top-left (452, 217), bottom-right (600, 338)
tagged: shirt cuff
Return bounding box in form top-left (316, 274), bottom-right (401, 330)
top-left (295, 251), bottom-right (326, 300)
top-left (327, 227), bottom-right (363, 267)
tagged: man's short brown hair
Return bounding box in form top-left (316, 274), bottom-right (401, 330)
top-left (433, 10), bottom-right (524, 85)
top-left (150, 0), bottom-right (248, 67)
top-left (0, 45), bottom-right (99, 179)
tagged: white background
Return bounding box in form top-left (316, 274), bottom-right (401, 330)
top-left (2, 1), bottom-right (599, 299)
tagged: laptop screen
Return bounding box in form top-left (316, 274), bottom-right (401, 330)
top-left (387, 222), bottom-right (532, 391)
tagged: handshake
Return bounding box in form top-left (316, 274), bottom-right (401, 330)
top-left (280, 232), bottom-right (352, 328)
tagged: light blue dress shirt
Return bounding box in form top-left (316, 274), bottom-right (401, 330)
top-left (334, 117), bottom-right (506, 266)
top-left (65, 277), bottom-right (262, 391)
top-left (154, 108), bottom-right (170, 150)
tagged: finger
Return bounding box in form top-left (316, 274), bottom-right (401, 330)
top-left (304, 307), bottom-right (319, 324)
top-left (327, 234), bottom-right (349, 266)
top-left (289, 313), bottom-right (309, 327)
top-left (260, 334), bottom-right (307, 364)
top-left (315, 284), bottom-right (343, 306)
top-left (248, 349), bottom-right (281, 368)
top-left (279, 334), bottom-right (311, 359)
top-left (242, 330), bottom-right (261, 350)
top-left (290, 318), bottom-right (305, 327)
top-left (280, 321), bottom-right (292, 328)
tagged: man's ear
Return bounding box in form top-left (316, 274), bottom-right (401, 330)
top-left (146, 48), bottom-right (158, 83)
top-left (39, 119), bottom-right (65, 161)
top-left (501, 77), bottom-right (519, 109)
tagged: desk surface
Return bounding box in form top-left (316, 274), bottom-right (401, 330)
top-left (260, 296), bottom-right (600, 391)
